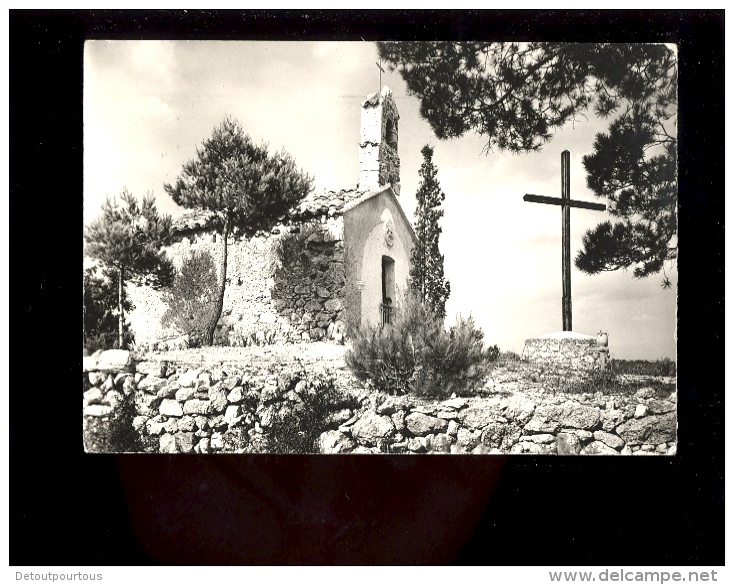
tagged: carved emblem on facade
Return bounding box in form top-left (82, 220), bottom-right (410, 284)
top-left (384, 219), bottom-right (395, 247)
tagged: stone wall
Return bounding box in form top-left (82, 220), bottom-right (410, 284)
top-left (522, 333), bottom-right (608, 371)
top-left (126, 190), bottom-right (360, 350)
top-left (83, 350), bottom-right (677, 456)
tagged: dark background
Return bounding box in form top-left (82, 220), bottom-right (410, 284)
top-left (9, 10), bottom-right (724, 565)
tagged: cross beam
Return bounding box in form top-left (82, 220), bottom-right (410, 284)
top-left (523, 150), bottom-right (606, 331)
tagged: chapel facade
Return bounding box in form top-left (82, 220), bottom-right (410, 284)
top-left (127, 86), bottom-right (416, 349)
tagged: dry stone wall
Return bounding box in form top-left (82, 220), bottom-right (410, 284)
top-left (84, 350), bottom-right (677, 456)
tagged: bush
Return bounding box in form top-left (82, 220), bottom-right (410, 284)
top-left (346, 294), bottom-right (494, 397)
top-left (161, 250), bottom-right (219, 348)
top-left (83, 393), bottom-right (143, 453)
top-left (83, 267), bottom-right (134, 352)
top-left (415, 316), bottom-right (493, 398)
top-left (266, 372), bottom-right (359, 454)
top-left (611, 358), bottom-right (677, 377)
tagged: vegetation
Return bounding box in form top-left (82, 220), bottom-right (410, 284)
top-left (410, 145), bottom-right (451, 319)
top-left (378, 42), bottom-right (677, 283)
top-left (611, 357), bottom-right (676, 377)
top-left (263, 371), bottom-right (360, 454)
top-left (161, 250), bottom-right (219, 348)
top-left (561, 369), bottom-right (675, 399)
top-left (83, 394), bottom-right (144, 453)
top-left (346, 293), bottom-right (496, 397)
top-left (83, 266), bottom-right (133, 352)
top-left (164, 116), bottom-right (313, 346)
top-left (84, 189), bottom-right (174, 349)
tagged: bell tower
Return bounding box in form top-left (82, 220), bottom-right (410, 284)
top-left (358, 86), bottom-right (400, 195)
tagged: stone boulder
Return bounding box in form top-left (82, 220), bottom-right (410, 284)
top-left (174, 431), bottom-right (195, 453)
top-left (88, 371), bottom-right (107, 386)
top-left (500, 395), bottom-right (537, 425)
top-left (134, 392), bottom-right (162, 417)
top-left (84, 404), bottom-right (113, 417)
top-left (427, 433), bottom-right (453, 453)
top-left (159, 399), bottom-right (184, 417)
top-left (405, 412), bottom-right (448, 436)
top-left (208, 384), bottom-right (229, 414)
top-left (556, 432), bottom-right (581, 455)
top-left (156, 382), bottom-right (179, 399)
top-left (159, 434), bottom-right (177, 454)
top-left (183, 399), bottom-right (213, 416)
top-left (616, 412), bottom-right (677, 446)
top-left (178, 415), bottom-right (196, 432)
top-left (227, 387), bottom-right (244, 404)
top-left (646, 399), bottom-right (676, 414)
top-left (535, 401), bottom-right (600, 430)
top-left (459, 407), bottom-right (497, 430)
top-left (350, 412), bottom-right (395, 445)
top-left (523, 414), bottom-right (561, 434)
top-left (177, 369), bottom-right (202, 388)
top-left (600, 409), bottom-right (626, 432)
top-left (175, 387), bottom-right (197, 403)
top-left (97, 350), bottom-right (135, 372)
top-left (376, 395), bottom-right (411, 416)
top-left (457, 428), bottom-right (481, 451)
top-left (582, 441), bottom-right (619, 455)
top-left (83, 388), bottom-right (104, 405)
top-left (137, 376), bottom-right (167, 394)
top-left (224, 405), bottom-right (242, 425)
top-left (593, 430), bottom-right (625, 450)
top-left (317, 430), bottom-right (356, 454)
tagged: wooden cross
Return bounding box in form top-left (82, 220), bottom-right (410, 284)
top-left (376, 59), bottom-right (385, 91)
top-left (523, 150), bottom-right (606, 331)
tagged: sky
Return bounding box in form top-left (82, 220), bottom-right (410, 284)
top-left (84, 40), bottom-right (677, 360)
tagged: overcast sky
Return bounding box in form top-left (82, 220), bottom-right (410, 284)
top-left (84, 40), bottom-right (677, 360)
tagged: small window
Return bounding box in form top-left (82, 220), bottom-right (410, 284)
top-left (385, 117), bottom-right (398, 150)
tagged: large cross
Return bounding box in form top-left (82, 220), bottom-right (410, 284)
top-left (523, 150), bottom-right (606, 331)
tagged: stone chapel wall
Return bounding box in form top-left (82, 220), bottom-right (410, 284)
top-left (127, 212), bottom-right (348, 349)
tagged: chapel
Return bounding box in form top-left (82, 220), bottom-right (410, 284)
top-left (127, 86), bottom-right (416, 349)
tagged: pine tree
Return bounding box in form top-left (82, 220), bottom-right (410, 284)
top-left (164, 116), bottom-right (313, 346)
top-left (379, 42), bottom-right (677, 281)
top-left (410, 145), bottom-right (451, 319)
top-left (84, 190), bottom-right (174, 349)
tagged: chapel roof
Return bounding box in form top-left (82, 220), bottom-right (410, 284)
top-left (170, 185), bottom-right (372, 236)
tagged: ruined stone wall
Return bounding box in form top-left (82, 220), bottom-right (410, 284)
top-left (126, 214), bottom-right (347, 349)
top-left (522, 335), bottom-right (607, 371)
top-left (83, 350), bottom-right (677, 456)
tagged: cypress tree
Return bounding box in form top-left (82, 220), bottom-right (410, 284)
top-left (410, 145), bottom-right (450, 319)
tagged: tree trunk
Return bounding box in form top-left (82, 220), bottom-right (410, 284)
top-left (204, 216), bottom-right (229, 346)
top-left (118, 266), bottom-right (125, 350)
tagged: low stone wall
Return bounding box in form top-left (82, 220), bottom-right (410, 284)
top-left (83, 350), bottom-right (677, 456)
top-left (522, 332), bottom-right (608, 371)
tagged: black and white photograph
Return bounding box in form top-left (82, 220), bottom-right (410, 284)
top-left (82, 40), bottom-right (679, 456)
top-left (10, 9), bottom-right (725, 570)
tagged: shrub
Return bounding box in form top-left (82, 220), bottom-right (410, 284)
top-left (270, 220), bottom-right (323, 273)
top-left (266, 372), bottom-right (359, 454)
top-left (161, 250), bottom-right (219, 347)
top-left (83, 393), bottom-right (143, 453)
top-left (415, 316), bottom-right (493, 398)
top-left (83, 267), bottom-right (134, 352)
top-left (346, 293), bottom-right (494, 397)
top-left (611, 357), bottom-right (677, 377)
